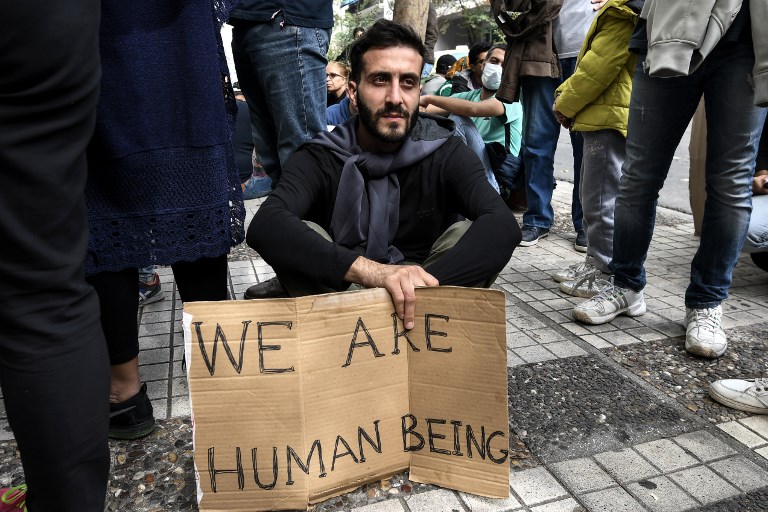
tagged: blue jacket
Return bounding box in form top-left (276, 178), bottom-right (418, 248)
top-left (326, 96), bottom-right (352, 126)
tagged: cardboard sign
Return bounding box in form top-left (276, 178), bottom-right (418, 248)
top-left (183, 286), bottom-right (509, 511)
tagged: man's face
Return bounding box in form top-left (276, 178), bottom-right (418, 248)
top-left (482, 47), bottom-right (505, 71)
top-left (470, 51), bottom-right (488, 80)
top-left (348, 46), bottom-right (422, 149)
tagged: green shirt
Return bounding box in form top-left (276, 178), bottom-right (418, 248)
top-left (452, 89), bottom-right (523, 157)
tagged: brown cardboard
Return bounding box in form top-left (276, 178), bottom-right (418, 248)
top-left (183, 286), bottom-right (509, 511)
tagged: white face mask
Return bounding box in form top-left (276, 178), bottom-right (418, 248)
top-left (481, 63), bottom-right (502, 91)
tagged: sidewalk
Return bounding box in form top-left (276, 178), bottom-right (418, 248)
top-left (1, 182), bottom-right (767, 512)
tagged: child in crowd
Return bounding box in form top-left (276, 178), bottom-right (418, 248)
top-left (550, 0), bottom-right (642, 297)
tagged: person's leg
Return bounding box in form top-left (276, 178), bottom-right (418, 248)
top-left (580, 130), bottom-right (625, 274)
top-left (686, 44), bottom-right (766, 308)
top-left (743, 195), bottom-right (768, 253)
top-left (232, 20), bottom-right (329, 185)
top-left (448, 114), bottom-right (500, 192)
top-left (520, 76), bottom-right (560, 230)
top-left (86, 269), bottom-right (156, 439)
top-left (610, 55), bottom-right (703, 292)
top-left (172, 254), bottom-right (229, 302)
top-left (560, 58), bottom-right (585, 235)
top-left (0, 2), bottom-right (110, 509)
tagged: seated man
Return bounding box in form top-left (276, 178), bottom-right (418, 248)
top-left (420, 44), bottom-right (523, 195)
top-left (244, 19), bottom-right (520, 330)
top-left (421, 54), bottom-right (457, 96)
top-left (742, 116), bottom-right (768, 261)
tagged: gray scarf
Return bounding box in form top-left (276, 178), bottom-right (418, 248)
top-left (309, 114), bottom-right (455, 263)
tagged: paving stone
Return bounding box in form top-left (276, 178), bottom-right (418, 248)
top-left (579, 486), bottom-right (645, 511)
top-left (581, 334), bottom-right (611, 349)
top-left (635, 439), bottom-right (699, 472)
top-left (626, 475), bottom-right (698, 512)
top-left (673, 430), bottom-right (738, 462)
top-left (514, 345), bottom-right (557, 364)
top-left (594, 449), bottom-right (660, 483)
top-left (459, 491), bottom-right (523, 511)
top-left (668, 465), bottom-right (740, 504)
top-left (550, 458), bottom-right (615, 494)
top-left (404, 489), bottom-right (462, 512)
top-left (757, 446), bottom-right (768, 461)
top-left (738, 416), bottom-right (768, 441)
top-left (544, 341), bottom-right (587, 358)
top-left (529, 498), bottom-right (585, 512)
top-left (708, 456), bottom-right (768, 492)
top-left (508, 467), bottom-right (568, 506)
top-left (353, 499), bottom-right (406, 512)
top-left (718, 421), bottom-right (768, 448)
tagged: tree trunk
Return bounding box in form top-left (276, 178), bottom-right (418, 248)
top-left (392, 0), bottom-right (431, 41)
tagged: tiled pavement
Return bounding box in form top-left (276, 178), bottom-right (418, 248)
top-left (1, 183), bottom-right (768, 511)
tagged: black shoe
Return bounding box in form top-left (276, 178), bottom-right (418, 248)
top-left (574, 230), bottom-right (587, 253)
top-left (109, 382), bottom-right (156, 440)
top-left (519, 226), bottom-right (549, 247)
top-left (750, 252), bottom-right (768, 273)
top-left (243, 277), bottom-right (288, 299)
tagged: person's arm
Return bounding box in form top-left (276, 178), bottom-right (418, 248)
top-left (420, 93), bottom-right (506, 118)
top-left (554, 15), bottom-right (635, 119)
top-left (344, 258), bottom-right (438, 330)
top-left (247, 147), bottom-right (360, 290)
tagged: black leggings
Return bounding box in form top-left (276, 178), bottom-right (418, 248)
top-left (87, 254), bottom-right (229, 365)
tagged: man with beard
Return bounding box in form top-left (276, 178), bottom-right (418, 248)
top-left (244, 19), bottom-right (520, 330)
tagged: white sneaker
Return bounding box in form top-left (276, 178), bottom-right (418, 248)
top-left (572, 281), bottom-right (646, 324)
top-left (553, 257), bottom-right (596, 283)
top-left (684, 306), bottom-right (727, 358)
top-left (560, 271), bottom-right (612, 298)
top-left (709, 378), bottom-right (768, 414)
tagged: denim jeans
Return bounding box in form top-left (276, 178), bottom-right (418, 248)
top-left (449, 114), bottom-right (501, 193)
top-left (580, 130), bottom-right (625, 274)
top-left (231, 19), bottom-right (329, 184)
top-left (610, 43), bottom-right (766, 308)
top-left (519, 57), bottom-right (584, 230)
top-left (744, 195), bottom-right (768, 252)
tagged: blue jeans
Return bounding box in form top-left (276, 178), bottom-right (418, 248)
top-left (449, 114), bottom-right (501, 193)
top-left (744, 195), bottom-right (768, 252)
top-left (610, 44), bottom-right (766, 308)
top-left (519, 57), bottom-right (584, 230)
top-left (231, 19), bottom-right (329, 184)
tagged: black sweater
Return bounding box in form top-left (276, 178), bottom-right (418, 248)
top-left (247, 134), bottom-right (520, 290)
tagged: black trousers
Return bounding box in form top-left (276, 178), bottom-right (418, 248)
top-left (88, 255), bottom-right (230, 365)
top-left (0, 2), bottom-right (110, 511)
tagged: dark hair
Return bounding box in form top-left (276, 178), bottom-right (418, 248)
top-left (435, 54), bottom-right (457, 75)
top-left (349, 19), bottom-right (426, 83)
top-left (485, 44), bottom-right (507, 63)
top-left (468, 41), bottom-right (493, 65)
top-left (353, 26), bottom-right (365, 36)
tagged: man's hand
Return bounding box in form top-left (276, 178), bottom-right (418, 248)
top-left (753, 170), bottom-right (768, 195)
top-left (591, 0), bottom-right (607, 10)
top-left (552, 98), bottom-right (572, 129)
top-left (345, 256), bottom-right (439, 330)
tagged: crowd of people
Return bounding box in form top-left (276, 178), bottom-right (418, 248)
top-left (0, 0), bottom-right (766, 510)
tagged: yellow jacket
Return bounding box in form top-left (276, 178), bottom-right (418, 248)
top-left (554, 0), bottom-right (639, 137)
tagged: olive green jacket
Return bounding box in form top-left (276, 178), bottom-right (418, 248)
top-left (554, 0), bottom-right (639, 137)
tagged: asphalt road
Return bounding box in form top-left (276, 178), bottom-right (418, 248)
top-left (553, 121), bottom-right (694, 214)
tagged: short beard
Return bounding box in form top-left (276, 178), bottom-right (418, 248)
top-left (356, 91), bottom-right (419, 145)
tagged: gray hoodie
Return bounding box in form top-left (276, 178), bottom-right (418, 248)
top-left (641, 0), bottom-right (768, 106)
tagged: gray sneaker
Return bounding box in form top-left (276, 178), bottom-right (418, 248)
top-left (552, 257), bottom-right (596, 283)
top-left (572, 280), bottom-right (646, 324)
top-left (684, 306), bottom-right (727, 358)
top-left (709, 378), bottom-right (768, 414)
top-left (560, 271), bottom-right (612, 298)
